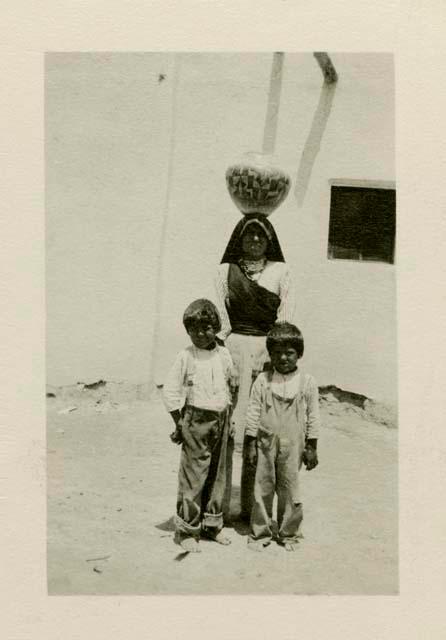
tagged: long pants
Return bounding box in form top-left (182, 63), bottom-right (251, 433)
top-left (240, 436), bottom-right (257, 520)
top-left (222, 435), bottom-right (234, 523)
top-left (250, 433), bottom-right (303, 544)
top-left (176, 405), bottom-right (230, 538)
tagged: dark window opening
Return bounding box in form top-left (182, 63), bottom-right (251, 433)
top-left (328, 185), bottom-right (396, 264)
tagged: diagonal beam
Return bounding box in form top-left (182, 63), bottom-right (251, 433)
top-left (294, 81), bottom-right (337, 206)
top-left (294, 53), bottom-right (338, 206)
top-left (313, 52), bottom-right (338, 84)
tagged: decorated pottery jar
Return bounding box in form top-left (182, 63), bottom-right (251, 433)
top-left (225, 152), bottom-right (291, 216)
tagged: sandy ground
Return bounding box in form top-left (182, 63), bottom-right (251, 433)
top-left (47, 389), bottom-right (398, 595)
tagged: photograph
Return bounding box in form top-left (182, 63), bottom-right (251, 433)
top-left (45, 51), bottom-right (397, 595)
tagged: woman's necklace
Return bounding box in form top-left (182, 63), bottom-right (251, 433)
top-left (239, 257), bottom-right (267, 279)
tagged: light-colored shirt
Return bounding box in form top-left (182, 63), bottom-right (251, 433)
top-left (245, 369), bottom-right (321, 439)
top-left (214, 261), bottom-right (296, 339)
top-left (163, 345), bottom-right (233, 413)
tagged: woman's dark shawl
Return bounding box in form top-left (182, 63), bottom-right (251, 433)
top-left (225, 263), bottom-right (281, 336)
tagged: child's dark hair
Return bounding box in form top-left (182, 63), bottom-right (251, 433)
top-left (266, 322), bottom-right (304, 358)
top-left (183, 299), bottom-right (222, 333)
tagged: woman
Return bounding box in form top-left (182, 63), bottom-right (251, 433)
top-left (215, 213), bottom-right (296, 521)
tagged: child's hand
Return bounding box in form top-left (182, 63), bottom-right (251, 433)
top-left (230, 385), bottom-right (239, 410)
top-left (229, 369), bottom-right (239, 394)
top-left (302, 446), bottom-right (318, 470)
top-left (251, 369), bottom-right (261, 384)
top-left (170, 427), bottom-right (183, 445)
top-left (169, 409), bottom-right (183, 444)
top-left (245, 437), bottom-right (257, 466)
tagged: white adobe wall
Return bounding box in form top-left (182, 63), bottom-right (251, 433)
top-left (46, 53), bottom-right (396, 403)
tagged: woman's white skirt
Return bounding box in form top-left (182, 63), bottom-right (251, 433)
top-left (225, 333), bottom-right (270, 447)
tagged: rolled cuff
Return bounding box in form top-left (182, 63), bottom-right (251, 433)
top-left (175, 514), bottom-right (201, 537)
top-left (202, 511), bottom-right (223, 530)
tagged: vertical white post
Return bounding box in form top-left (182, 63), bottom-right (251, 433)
top-left (149, 53), bottom-right (180, 392)
top-left (262, 52), bottom-right (285, 155)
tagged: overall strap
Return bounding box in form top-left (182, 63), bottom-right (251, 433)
top-left (264, 369), bottom-right (306, 407)
top-left (294, 372), bottom-right (310, 417)
top-left (296, 371), bottom-right (308, 399)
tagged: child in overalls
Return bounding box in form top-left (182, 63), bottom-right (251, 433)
top-left (163, 299), bottom-right (237, 553)
top-left (244, 322), bottom-right (320, 551)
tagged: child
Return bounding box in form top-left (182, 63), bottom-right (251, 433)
top-left (244, 322), bottom-right (320, 551)
top-left (163, 299), bottom-right (237, 553)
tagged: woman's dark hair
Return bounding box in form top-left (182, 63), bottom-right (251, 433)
top-left (266, 322), bottom-right (304, 358)
top-left (183, 299), bottom-right (222, 333)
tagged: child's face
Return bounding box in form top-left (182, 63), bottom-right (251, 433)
top-left (270, 344), bottom-right (299, 374)
top-left (188, 322), bottom-right (217, 350)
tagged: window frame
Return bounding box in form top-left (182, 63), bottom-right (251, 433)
top-left (327, 179), bottom-right (396, 265)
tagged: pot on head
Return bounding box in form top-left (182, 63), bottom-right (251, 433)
top-left (226, 152), bottom-right (291, 217)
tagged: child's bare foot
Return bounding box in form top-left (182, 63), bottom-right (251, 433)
top-left (201, 529), bottom-right (231, 545)
top-left (212, 532), bottom-right (231, 545)
top-left (247, 539), bottom-right (270, 552)
top-left (180, 537), bottom-right (201, 553)
top-left (283, 541), bottom-right (298, 552)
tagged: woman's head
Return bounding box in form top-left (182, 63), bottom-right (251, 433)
top-left (266, 322), bottom-right (304, 373)
top-left (220, 214), bottom-right (285, 264)
top-left (240, 220), bottom-right (269, 259)
top-left (183, 299), bottom-right (221, 349)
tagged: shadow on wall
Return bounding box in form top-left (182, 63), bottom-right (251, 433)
top-left (294, 81), bottom-right (337, 207)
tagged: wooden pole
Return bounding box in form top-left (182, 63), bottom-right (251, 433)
top-left (262, 52), bottom-right (285, 155)
top-left (148, 53), bottom-right (180, 393)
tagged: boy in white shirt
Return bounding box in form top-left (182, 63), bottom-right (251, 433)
top-left (245, 322), bottom-right (320, 551)
top-left (163, 299), bottom-right (237, 553)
